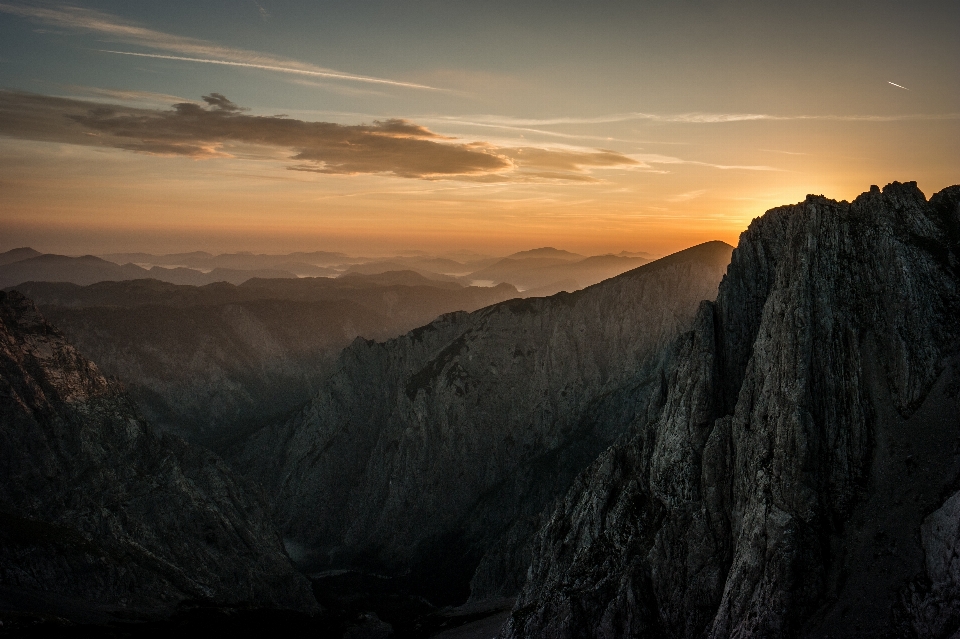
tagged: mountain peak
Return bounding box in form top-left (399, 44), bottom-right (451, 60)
top-left (505, 247), bottom-right (583, 260)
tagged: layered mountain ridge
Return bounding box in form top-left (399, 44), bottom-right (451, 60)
top-left (0, 290), bottom-right (316, 621)
top-left (502, 182), bottom-right (960, 638)
top-left (13, 275), bottom-right (517, 445)
top-left (242, 240), bottom-right (733, 604)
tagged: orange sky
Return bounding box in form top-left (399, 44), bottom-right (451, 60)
top-left (0, 1), bottom-right (957, 257)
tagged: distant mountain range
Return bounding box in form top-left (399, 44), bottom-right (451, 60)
top-left (0, 245), bottom-right (658, 296)
top-left (15, 274), bottom-right (519, 447)
top-left (0, 253), bottom-right (302, 288)
top-left (465, 253), bottom-right (650, 293)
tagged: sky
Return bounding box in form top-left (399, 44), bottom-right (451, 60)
top-left (0, 0), bottom-right (957, 257)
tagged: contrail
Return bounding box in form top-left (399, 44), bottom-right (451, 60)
top-left (97, 50), bottom-right (445, 91)
top-left (888, 81), bottom-right (910, 91)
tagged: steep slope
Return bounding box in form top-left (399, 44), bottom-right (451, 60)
top-left (503, 182), bottom-right (960, 638)
top-left (242, 241), bottom-right (733, 604)
top-left (0, 291), bottom-right (316, 622)
top-left (13, 276), bottom-right (518, 447)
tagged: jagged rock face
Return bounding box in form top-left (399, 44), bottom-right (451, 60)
top-left (504, 182), bottom-right (960, 638)
top-left (0, 291), bottom-right (316, 621)
top-left (242, 242), bottom-right (733, 603)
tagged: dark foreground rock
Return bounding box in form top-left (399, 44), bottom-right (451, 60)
top-left (503, 182), bottom-right (960, 638)
top-left (0, 291), bottom-right (316, 622)
top-left (242, 241), bottom-right (733, 604)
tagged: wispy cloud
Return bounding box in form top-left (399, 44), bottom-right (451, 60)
top-left (667, 189), bottom-right (707, 202)
top-left (0, 2), bottom-right (441, 91)
top-left (251, 0), bottom-right (270, 20)
top-left (632, 153), bottom-right (780, 172)
top-left (0, 90), bottom-right (646, 181)
top-left (64, 86), bottom-right (189, 105)
top-left (98, 50), bottom-right (443, 91)
top-left (438, 111), bottom-right (960, 127)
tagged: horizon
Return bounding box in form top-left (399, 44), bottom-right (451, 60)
top-left (1, 0), bottom-right (957, 257)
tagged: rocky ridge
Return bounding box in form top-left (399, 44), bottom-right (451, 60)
top-left (242, 241), bottom-right (734, 604)
top-left (0, 291), bottom-right (316, 621)
top-left (502, 182), bottom-right (960, 638)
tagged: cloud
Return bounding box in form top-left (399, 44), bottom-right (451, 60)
top-left (251, 0), bottom-right (270, 20)
top-left (64, 86), bottom-right (189, 105)
top-left (501, 147), bottom-right (640, 172)
top-left (0, 2), bottom-right (441, 91)
top-left (0, 90), bottom-right (786, 180)
top-left (632, 153), bottom-right (780, 171)
top-left (667, 189), bottom-right (708, 202)
top-left (97, 50), bottom-right (445, 91)
top-left (437, 111), bottom-right (960, 127)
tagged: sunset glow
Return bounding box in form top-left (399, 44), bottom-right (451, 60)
top-left (1, 0), bottom-right (957, 256)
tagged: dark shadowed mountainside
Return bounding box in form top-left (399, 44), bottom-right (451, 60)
top-left (503, 182), bottom-right (960, 639)
top-left (12, 275), bottom-right (519, 447)
top-left (0, 290), bottom-right (316, 623)
top-left (241, 241), bottom-right (733, 606)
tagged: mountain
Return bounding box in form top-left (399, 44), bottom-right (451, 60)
top-left (617, 250), bottom-right (657, 259)
top-left (0, 254), bottom-right (151, 288)
top-left (505, 247), bottom-right (583, 260)
top-left (145, 265), bottom-right (299, 285)
top-left (240, 241), bottom-right (733, 605)
top-left (502, 182), bottom-right (960, 638)
top-left (12, 275), bottom-right (519, 447)
top-left (0, 254), bottom-right (301, 288)
top-left (100, 250), bottom-right (357, 270)
top-left (344, 261), bottom-right (460, 282)
top-left (465, 253), bottom-right (649, 292)
top-left (0, 290), bottom-right (316, 622)
top-left (0, 247), bottom-right (41, 266)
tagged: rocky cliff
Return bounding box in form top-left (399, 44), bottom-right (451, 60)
top-left (242, 241), bottom-right (733, 604)
top-left (503, 182), bottom-right (960, 638)
top-left (0, 291), bottom-right (316, 622)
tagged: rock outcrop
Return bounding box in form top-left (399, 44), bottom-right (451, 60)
top-left (503, 182), bottom-right (960, 638)
top-left (0, 291), bottom-right (316, 621)
top-left (242, 241), bottom-right (733, 604)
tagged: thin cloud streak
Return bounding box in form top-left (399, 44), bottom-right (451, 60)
top-left (632, 153), bottom-right (781, 172)
top-left (0, 2), bottom-right (442, 91)
top-left (98, 51), bottom-right (444, 91)
top-left (446, 111), bottom-right (960, 127)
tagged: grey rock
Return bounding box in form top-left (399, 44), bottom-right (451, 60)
top-left (0, 290), bottom-right (316, 621)
top-left (242, 241), bottom-right (733, 603)
top-left (503, 182), bottom-right (960, 638)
